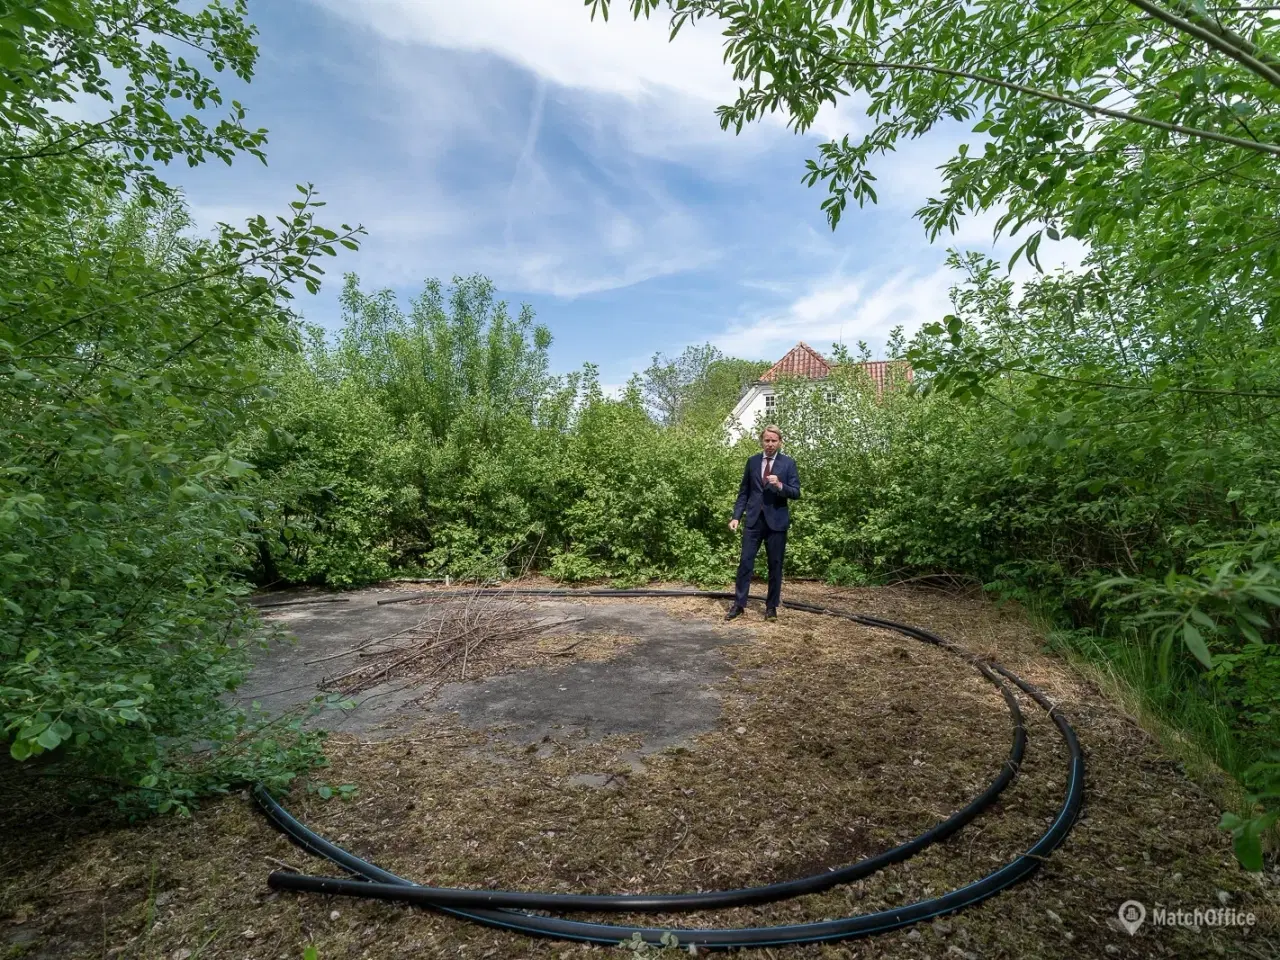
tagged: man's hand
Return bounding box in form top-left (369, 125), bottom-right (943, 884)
top-left (767, 474), bottom-right (783, 490)
top-left (729, 518), bottom-right (739, 532)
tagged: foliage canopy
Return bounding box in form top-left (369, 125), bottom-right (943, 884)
top-left (1, 0), bottom-right (360, 811)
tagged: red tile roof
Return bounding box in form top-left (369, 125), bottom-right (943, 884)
top-left (856, 359), bottom-right (914, 395)
top-left (757, 343), bottom-right (913, 395)
top-left (760, 342), bottom-right (831, 381)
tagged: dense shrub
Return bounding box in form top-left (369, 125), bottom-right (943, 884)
top-left (1, 1), bottom-right (357, 811)
top-left (248, 259), bottom-right (1279, 864)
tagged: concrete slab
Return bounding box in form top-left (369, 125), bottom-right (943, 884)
top-left (237, 589), bottom-right (746, 754)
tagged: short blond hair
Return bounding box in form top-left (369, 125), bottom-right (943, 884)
top-left (760, 424), bottom-right (783, 441)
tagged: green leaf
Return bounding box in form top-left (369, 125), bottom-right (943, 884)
top-left (64, 260), bottom-right (91, 286)
top-left (1188, 608), bottom-right (1215, 630)
top-left (1181, 621), bottom-right (1212, 669)
top-left (36, 727), bottom-right (63, 750)
top-left (0, 39), bottom-right (21, 69)
top-left (1233, 827), bottom-right (1263, 872)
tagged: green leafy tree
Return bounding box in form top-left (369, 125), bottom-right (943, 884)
top-left (245, 275), bottom-right (570, 584)
top-left (640, 343), bottom-right (769, 429)
top-left (588, 0), bottom-right (1280, 863)
top-left (1, 0), bottom-right (361, 810)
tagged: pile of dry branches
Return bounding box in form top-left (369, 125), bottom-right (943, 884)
top-left (316, 587), bottom-right (569, 697)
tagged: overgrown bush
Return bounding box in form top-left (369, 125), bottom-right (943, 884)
top-left (243, 247), bottom-right (1279, 866)
top-left (243, 277), bottom-right (748, 588)
top-left (1, 0), bottom-right (358, 811)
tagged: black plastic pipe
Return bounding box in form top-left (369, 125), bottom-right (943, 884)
top-left (262, 668), bottom-right (1023, 913)
top-left (256, 588), bottom-right (1084, 949)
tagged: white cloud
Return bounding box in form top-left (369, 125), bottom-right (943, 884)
top-left (268, 0), bottom-right (1091, 340)
top-left (205, 10), bottom-right (726, 302)
top-left (711, 264), bottom-right (956, 361)
top-left (301, 168), bottom-right (718, 301)
top-left (314, 0), bottom-right (737, 104)
top-left (310, 0), bottom-right (862, 169)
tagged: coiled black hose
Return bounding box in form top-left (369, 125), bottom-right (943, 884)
top-left (255, 587), bottom-right (1084, 950)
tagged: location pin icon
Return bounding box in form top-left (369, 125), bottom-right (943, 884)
top-left (1118, 900), bottom-right (1146, 936)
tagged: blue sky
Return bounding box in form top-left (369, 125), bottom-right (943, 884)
top-left (168, 0), bottom-right (1086, 390)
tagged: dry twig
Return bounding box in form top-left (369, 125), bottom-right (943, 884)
top-left (320, 580), bottom-right (562, 695)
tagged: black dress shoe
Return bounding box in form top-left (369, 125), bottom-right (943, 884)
top-left (724, 606), bottom-right (744, 621)
top-left (765, 607), bottom-right (778, 620)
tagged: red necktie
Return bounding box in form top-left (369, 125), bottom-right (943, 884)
top-left (762, 456), bottom-right (773, 481)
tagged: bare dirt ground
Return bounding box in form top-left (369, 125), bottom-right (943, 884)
top-left (2, 581), bottom-right (1277, 960)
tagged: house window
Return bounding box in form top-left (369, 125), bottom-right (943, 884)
top-left (764, 394), bottom-right (776, 411)
top-left (825, 390), bottom-right (837, 404)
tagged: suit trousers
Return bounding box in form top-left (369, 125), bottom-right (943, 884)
top-left (734, 519), bottom-right (787, 610)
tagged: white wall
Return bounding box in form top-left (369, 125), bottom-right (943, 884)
top-left (724, 384), bottom-right (775, 444)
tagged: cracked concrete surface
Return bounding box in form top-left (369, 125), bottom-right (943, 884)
top-left (237, 588), bottom-right (747, 754)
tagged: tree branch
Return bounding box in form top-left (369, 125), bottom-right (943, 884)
top-left (996, 363), bottom-right (1280, 398)
top-left (823, 52), bottom-right (1280, 157)
top-left (14, 241), bottom-right (294, 349)
top-left (1126, 0), bottom-right (1280, 89)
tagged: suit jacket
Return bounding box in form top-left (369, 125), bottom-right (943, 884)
top-left (733, 451), bottom-right (801, 532)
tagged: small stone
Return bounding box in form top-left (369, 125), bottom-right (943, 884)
top-left (1172, 872), bottom-right (1183, 882)
top-left (735, 726), bottom-right (746, 735)
top-left (171, 950), bottom-right (192, 960)
top-left (1064, 932), bottom-right (1074, 942)
top-left (1046, 909), bottom-right (1062, 924)
top-left (330, 910), bottom-right (341, 921)
top-left (241, 929), bottom-right (256, 940)
top-left (154, 891), bottom-right (175, 907)
top-left (932, 920), bottom-right (953, 935)
top-left (1217, 890), bottom-right (1231, 905)
top-left (1105, 946), bottom-right (1120, 956)
top-left (905, 929), bottom-right (921, 940)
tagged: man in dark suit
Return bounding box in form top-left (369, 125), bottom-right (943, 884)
top-left (726, 424), bottom-right (801, 621)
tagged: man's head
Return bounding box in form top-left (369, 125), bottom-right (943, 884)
top-left (760, 425), bottom-right (782, 457)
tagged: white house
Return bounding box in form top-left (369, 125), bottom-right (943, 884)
top-left (723, 342), bottom-right (912, 443)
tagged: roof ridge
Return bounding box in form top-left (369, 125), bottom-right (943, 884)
top-left (760, 341), bottom-right (832, 382)
top-left (795, 340), bottom-right (825, 358)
